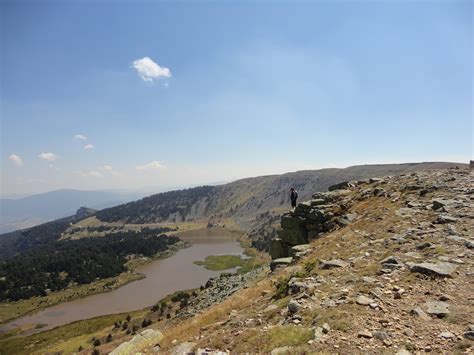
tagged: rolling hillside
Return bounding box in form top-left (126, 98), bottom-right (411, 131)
top-left (96, 162), bottom-right (465, 230)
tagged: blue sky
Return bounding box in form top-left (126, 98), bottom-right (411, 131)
top-left (1, 0), bottom-right (472, 195)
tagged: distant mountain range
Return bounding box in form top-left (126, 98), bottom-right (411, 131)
top-left (0, 189), bottom-right (144, 233)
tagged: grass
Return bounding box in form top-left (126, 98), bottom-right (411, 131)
top-left (235, 325), bottom-right (314, 352)
top-left (0, 310), bottom-right (145, 355)
top-left (194, 255), bottom-right (246, 271)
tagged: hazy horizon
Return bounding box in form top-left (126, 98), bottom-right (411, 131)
top-left (2, 1), bottom-right (472, 196)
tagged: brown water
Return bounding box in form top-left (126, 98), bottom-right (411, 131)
top-left (1, 229), bottom-right (244, 334)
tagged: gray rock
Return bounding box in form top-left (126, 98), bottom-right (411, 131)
top-left (463, 331), bottom-right (474, 340)
top-left (328, 181), bottom-right (352, 191)
top-left (410, 307), bottom-right (431, 321)
top-left (396, 349), bottom-right (412, 355)
top-left (381, 255), bottom-right (401, 265)
top-left (416, 242), bottom-right (433, 250)
top-left (310, 198), bottom-right (326, 206)
top-left (271, 346), bottom-right (293, 355)
top-left (439, 331), bottom-right (455, 339)
top-left (358, 330), bottom-right (373, 338)
top-left (270, 257), bottom-right (293, 271)
top-left (409, 262), bottom-right (457, 277)
top-left (423, 301), bottom-right (450, 317)
top-left (373, 331), bottom-right (390, 341)
top-left (291, 244), bottom-right (313, 253)
top-left (369, 178), bottom-right (384, 183)
top-left (171, 342), bottom-right (197, 355)
top-left (287, 299), bottom-right (300, 314)
top-left (356, 295), bottom-right (375, 306)
top-left (320, 259), bottom-right (348, 269)
top-left (313, 326), bottom-right (325, 342)
top-left (436, 215), bottom-right (459, 224)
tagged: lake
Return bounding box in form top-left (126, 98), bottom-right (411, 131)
top-left (0, 228), bottom-right (244, 334)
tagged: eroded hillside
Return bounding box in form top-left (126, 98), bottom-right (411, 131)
top-left (94, 163), bottom-right (464, 232)
top-left (93, 167), bottom-right (473, 354)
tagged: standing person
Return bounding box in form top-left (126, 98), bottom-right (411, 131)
top-left (290, 187), bottom-right (298, 209)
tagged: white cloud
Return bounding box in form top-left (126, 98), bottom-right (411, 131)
top-left (74, 134), bottom-right (87, 141)
top-left (88, 170), bottom-right (103, 178)
top-left (132, 57), bottom-right (171, 82)
top-left (83, 144), bottom-right (94, 150)
top-left (136, 160), bottom-right (166, 171)
top-left (8, 154), bottom-right (23, 167)
top-left (77, 170), bottom-right (103, 178)
top-left (38, 152), bottom-right (58, 162)
top-left (101, 164), bottom-right (120, 176)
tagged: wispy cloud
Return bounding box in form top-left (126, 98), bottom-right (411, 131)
top-left (77, 170), bottom-right (103, 178)
top-left (38, 152), bottom-right (58, 162)
top-left (132, 57), bottom-right (171, 82)
top-left (101, 164), bottom-right (120, 176)
top-left (8, 154), bottom-right (24, 167)
top-left (74, 134), bottom-right (87, 141)
top-left (136, 160), bottom-right (166, 171)
top-left (83, 144), bottom-right (94, 150)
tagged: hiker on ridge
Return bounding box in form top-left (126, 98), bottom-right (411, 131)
top-left (290, 187), bottom-right (298, 209)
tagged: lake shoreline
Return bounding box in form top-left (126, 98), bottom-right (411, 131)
top-left (0, 227), bottom-right (246, 336)
top-left (0, 237), bottom-right (192, 328)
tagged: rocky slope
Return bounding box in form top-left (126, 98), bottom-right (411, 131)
top-left (99, 167), bottom-right (473, 354)
top-left (95, 163), bottom-right (464, 232)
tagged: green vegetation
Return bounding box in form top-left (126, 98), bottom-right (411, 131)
top-left (194, 255), bottom-right (246, 271)
top-left (96, 185), bottom-right (217, 223)
top-left (0, 310), bottom-right (144, 355)
top-left (239, 325), bottom-right (314, 352)
top-left (0, 229), bottom-right (179, 301)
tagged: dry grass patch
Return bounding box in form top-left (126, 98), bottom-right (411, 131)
top-left (233, 325), bottom-right (314, 353)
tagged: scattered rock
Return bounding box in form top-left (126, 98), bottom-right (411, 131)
top-left (270, 257), bottom-right (293, 271)
top-left (271, 346), bottom-right (293, 355)
top-left (439, 331), bottom-right (455, 339)
top-left (380, 256), bottom-right (401, 265)
top-left (423, 301), bottom-right (450, 317)
top-left (436, 215), bottom-right (459, 224)
top-left (356, 295), bottom-right (375, 306)
top-left (171, 342), bottom-right (197, 355)
top-left (320, 259), bottom-right (348, 269)
top-left (409, 262), bottom-right (457, 277)
top-left (287, 299), bottom-right (300, 314)
top-left (463, 331), bottom-right (474, 340)
top-left (358, 330), bottom-right (373, 338)
top-left (410, 307), bottom-right (431, 321)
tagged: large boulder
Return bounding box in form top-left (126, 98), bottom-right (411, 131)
top-left (409, 262), bottom-right (457, 277)
top-left (277, 227), bottom-right (308, 246)
top-left (281, 214), bottom-right (306, 229)
top-left (270, 238), bottom-right (288, 260)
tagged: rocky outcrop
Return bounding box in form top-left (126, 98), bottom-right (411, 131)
top-left (270, 192), bottom-right (349, 259)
